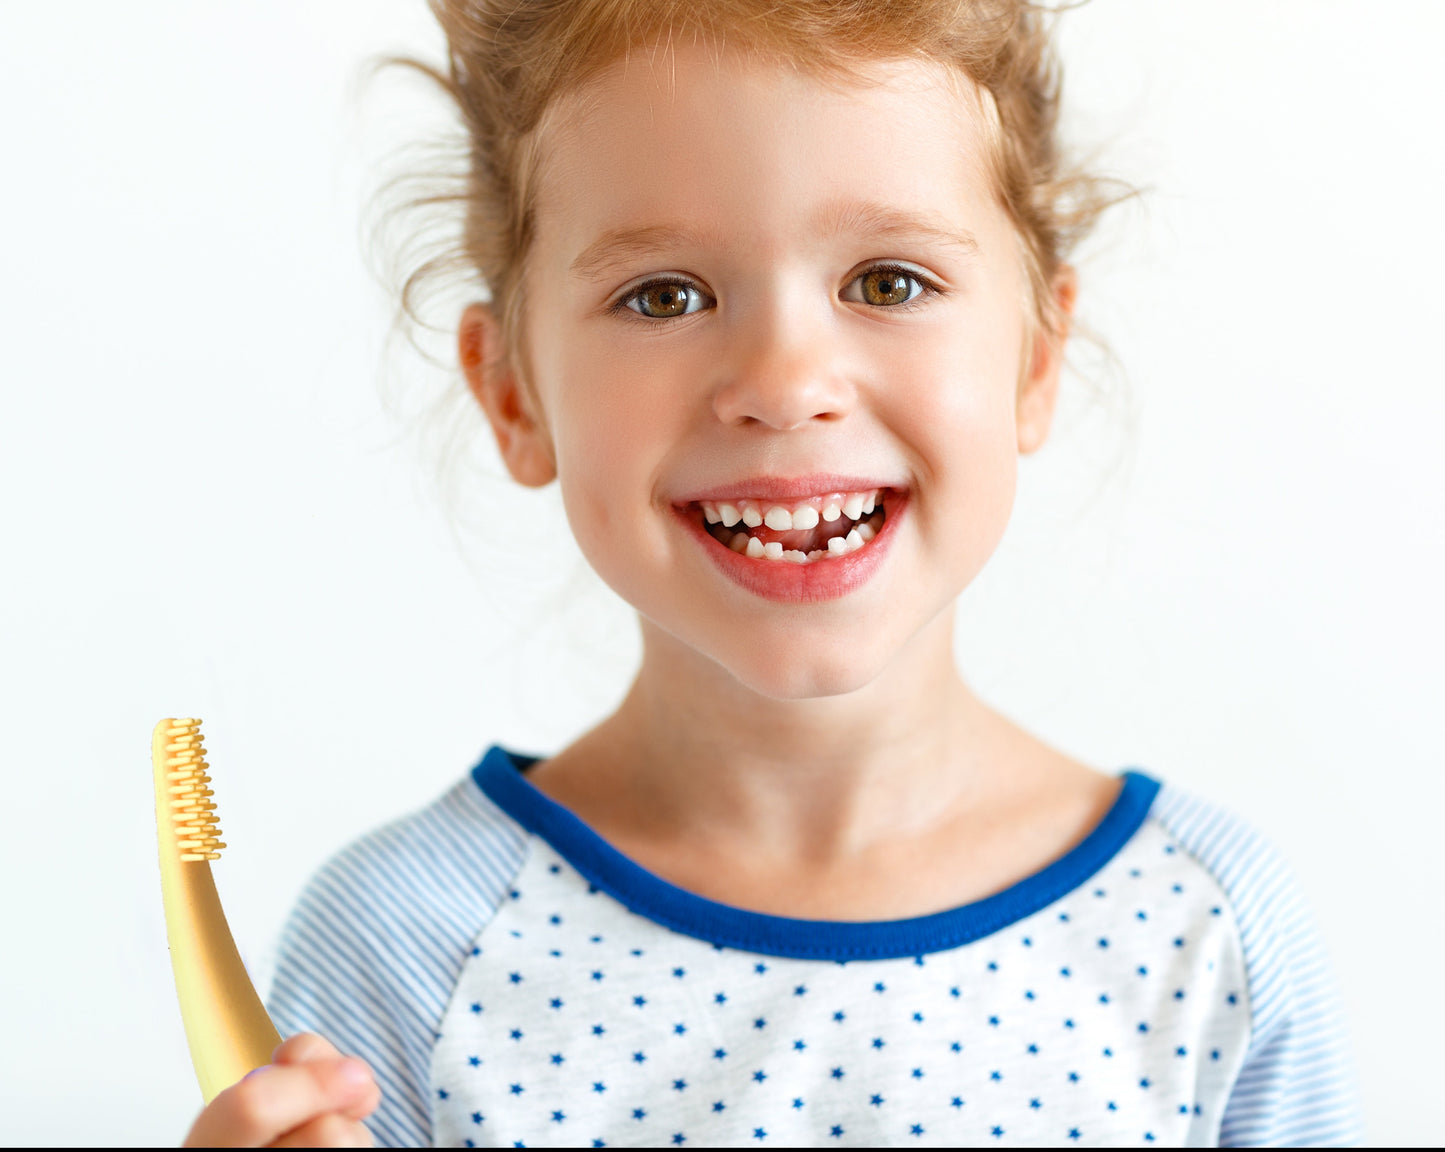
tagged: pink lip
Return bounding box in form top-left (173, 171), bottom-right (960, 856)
top-left (673, 489), bottom-right (908, 604)
top-left (673, 474), bottom-right (905, 504)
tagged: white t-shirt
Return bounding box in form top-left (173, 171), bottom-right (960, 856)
top-left (266, 746), bottom-right (1363, 1147)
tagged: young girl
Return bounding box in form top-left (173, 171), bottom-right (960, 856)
top-left (184, 0), bottom-right (1362, 1146)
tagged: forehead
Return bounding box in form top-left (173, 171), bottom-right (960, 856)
top-left (529, 42), bottom-right (1006, 271)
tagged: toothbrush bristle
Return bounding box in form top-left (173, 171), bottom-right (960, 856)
top-left (163, 718), bottom-right (226, 861)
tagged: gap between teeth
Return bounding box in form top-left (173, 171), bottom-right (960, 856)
top-left (725, 511), bottom-right (883, 563)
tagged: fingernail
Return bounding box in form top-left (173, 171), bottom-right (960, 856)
top-left (243, 1064), bottom-right (271, 1081)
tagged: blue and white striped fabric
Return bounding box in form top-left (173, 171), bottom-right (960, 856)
top-left (267, 777), bottom-right (527, 1146)
top-left (265, 748), bottom-right (1363, 1147)
top-left (1150, 789), bottom-right (1364, 1146)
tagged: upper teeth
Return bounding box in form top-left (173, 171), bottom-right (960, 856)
top-left (702, 490), bottom-right (882, 529)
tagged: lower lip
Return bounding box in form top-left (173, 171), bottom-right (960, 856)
top-left (673, 495), bottom-right (907, 604)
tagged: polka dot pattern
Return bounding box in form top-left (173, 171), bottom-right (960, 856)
top-left (268, 750), bottom-right (1363, 1147)
top-left (432, 820), bottom-right (1247, 1147)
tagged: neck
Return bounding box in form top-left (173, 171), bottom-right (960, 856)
top-left (559, 605), bottom-right (1015, 866)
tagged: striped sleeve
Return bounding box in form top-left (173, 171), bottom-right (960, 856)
top-left (1152, 786), bottom-right (1366, 1146)
top-left (264, 776), bottom-right (529, 1148)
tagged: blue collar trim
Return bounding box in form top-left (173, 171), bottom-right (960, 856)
top-left (471, 745), bottom-right (1162, 961)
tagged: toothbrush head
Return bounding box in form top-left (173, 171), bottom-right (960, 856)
top-left (153, 717), bottom-right (226, 862)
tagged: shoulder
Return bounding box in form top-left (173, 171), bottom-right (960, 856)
top-left (305, 773), bottom-right (529, 920)
top-left (1146, 779), bottom-right (1365, 1146)
top-left (277, 773), bottom-right (530, 963)
top-left (1147, 782), bottom-right (1315, 1024)
top-left (266, 772), bottom-right (532, 1147)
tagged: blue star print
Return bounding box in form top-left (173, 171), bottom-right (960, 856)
top-left (381, 765), bottom-right (1346, 1149)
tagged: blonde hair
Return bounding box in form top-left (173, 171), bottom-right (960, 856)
top-left (376, 0), bottom-right (1128, 376)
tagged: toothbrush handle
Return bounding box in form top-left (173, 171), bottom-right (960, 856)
top-left (152, 719), bottom-right (282, 1103)
top-left (159, 853), bottom-right (284, 1102)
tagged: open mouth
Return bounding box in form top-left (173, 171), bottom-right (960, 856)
top-left (691, 487), bottom-right (896, 565)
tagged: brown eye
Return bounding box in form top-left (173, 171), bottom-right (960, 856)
top-left (858, 268), bottom-right (919, 306)
top-left (627, 281), bottom-right (702, 318)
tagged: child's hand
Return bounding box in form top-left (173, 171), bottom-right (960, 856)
top-left (181, 1032), bottom-right (380, 1147)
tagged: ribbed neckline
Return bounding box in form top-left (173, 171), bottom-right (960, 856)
top-left (472, 746), bottom-right (1162, 961)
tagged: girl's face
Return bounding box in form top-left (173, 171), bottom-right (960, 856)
top-left (467, 43), bottom-right (1067, 701)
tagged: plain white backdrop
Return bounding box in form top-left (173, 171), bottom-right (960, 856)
top-left (2, 1), bottom-right (1441, 1145)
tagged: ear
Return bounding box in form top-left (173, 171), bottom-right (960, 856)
top-left (1016, 265), bottom-right (1078, 456)
top-left (459, 302), bottom-right (557, 487)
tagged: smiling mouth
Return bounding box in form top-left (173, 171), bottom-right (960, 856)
top-left (693, 488), bottom-right (893, 564)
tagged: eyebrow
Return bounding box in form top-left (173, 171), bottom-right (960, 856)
top-left (568, 198), bottom-right (979, 281)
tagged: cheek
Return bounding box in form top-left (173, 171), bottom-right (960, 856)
top-left (891, 320), bottom-right (1022, 482)
top-left (882, 319), bottom-right (1024, 579)
top-left (908, 392), bottom-right (1018, 558)
top-left (548, 347), bottom-right (679, 548)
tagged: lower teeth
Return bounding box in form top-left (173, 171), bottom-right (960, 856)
top-left (724, 511), bottom-right (884, 564)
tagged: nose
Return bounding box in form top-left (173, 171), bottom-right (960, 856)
top-left (710, 301), bottom-right (857, 430)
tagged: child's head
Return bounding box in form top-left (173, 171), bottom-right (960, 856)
top-left (389, 0), bottom-right (1120, 702)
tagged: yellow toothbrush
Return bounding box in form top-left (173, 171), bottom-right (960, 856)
top-left (152, 717), bottom-right (282, 1103)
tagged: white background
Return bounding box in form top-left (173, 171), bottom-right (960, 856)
top-left (2, 1), bottom-right (1441, 1145)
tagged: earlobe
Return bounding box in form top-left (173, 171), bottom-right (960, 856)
top-left (1017, 322), bottom-right (1061, 456)
top-left (458, 302), bottom-right (557, 488)
top-left (1016, 266), bottom-right (1077, 456)
top-left (1016, 371), bottom-right (1056, 456)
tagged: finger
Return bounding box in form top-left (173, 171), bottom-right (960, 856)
top-left (268, 1038), bottom-right (381, 1120)
top-left (185, 1058), bottom-right (375, 1147)
top-left (271, 1032), bottom-right (341, 1065)
top-left (333, 1064), bottom-right (382, 1122)
top-left (269, 1113), bottom-right (373, 1148)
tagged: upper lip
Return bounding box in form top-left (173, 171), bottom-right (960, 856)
top-left (674, 474), bottom-right (906, 505)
